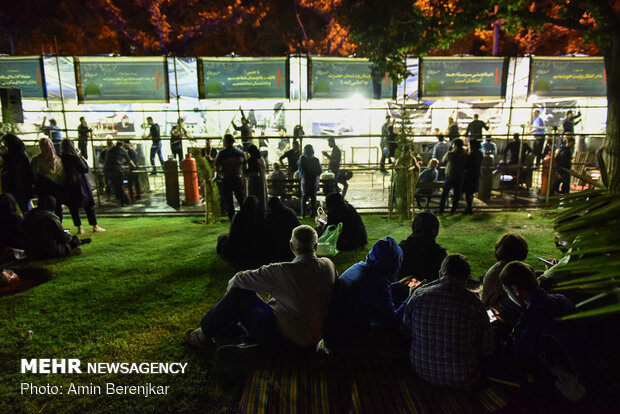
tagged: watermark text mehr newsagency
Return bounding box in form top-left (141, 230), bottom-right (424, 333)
top-left (21, 359), bottom-right (188, 374)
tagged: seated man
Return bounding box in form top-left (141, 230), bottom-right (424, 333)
top-left (404, 254), bottom-right (494, 389)
top-left (267, 162), bottom-right (288, 198)
top-left (481, 233), bottom-right (528, 336)
top-left (498, 261), bottom-right (591, 400)
top-left (22, 196), bottom-right (90, 259)
top-left (323, 237), bottom-right (410, 351)
top-left (186, 225), bottom-right (337, 357)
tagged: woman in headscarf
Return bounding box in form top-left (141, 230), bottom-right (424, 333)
top-left (395, 210), bottom-right (447, 282)
top-left (31, 137), bottom-right (65, 220)
top-left (0, 193), bottom-right (24, 251)
top-left (1, 134), bottom-right (35, 213)
top-left (298, 144), bottom-right (322, 218)
top-left (320, 192), bottom-right (367, 251)
top-left (244, 144), bottom-right (268, 213)
top-left (216, 195), bottom-right (266, 267)
top-left (60, 139), bottom-right (105, 234)
top-left (265, 196), bottom-right (300, 263)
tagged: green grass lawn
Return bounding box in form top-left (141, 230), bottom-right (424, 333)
top-left (0, 212), bottom-right (558, 414)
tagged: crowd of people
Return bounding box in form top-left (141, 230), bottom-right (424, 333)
top-left (406, 109), bottom-right (582, 214)
top-left (187, 210), bottom-right (592, 401)
top-left (1, 133), bottom-right (102, 261)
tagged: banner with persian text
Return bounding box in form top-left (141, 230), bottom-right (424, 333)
top-left (198, 58), bottom-right (288, 99)
top-left (529, 57), bottom-right (605, 97)
top-left (74, 57), bottom-right (169, 103)
top-left (0, 56), bottom-right (46, 99)
top-left (420, 57), bottom-right (508, 99)
top-left (309, 57), bottom-right (394, 99)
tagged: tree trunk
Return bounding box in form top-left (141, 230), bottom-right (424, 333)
top-left (603, 33), bottom-right (620, 190)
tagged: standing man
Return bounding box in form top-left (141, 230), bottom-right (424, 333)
top-left (562, 110), bottom-right (581, 135)
top-left (447, 117), bottom-right (460, 141)
top-left (323, 136), bottom-right (344, 195)
top-left (323, 137), bottom-right (341, 178)
top-left (185, 225), bottom-right (337, 358)
top-left (123, 143), bottom-right (141, 201)
top-left (202, 138), bottom-right (218, 171)
top-left (40, 117), bottom-right (62, 155)
top-left (170, 118), bottom-right (191, 163)
top-left (232, 107), bottom-right (253, 152)
top-left (465, 114), bottom-right (489, 143)
top-left (439, 138), bottom-right (468, 215)
top-left (380, 115), bottom-right (391, 173)
top-left (551, 136), bottom-right (575, 194)
top-left (503, 133), bottom-right (532, 166)
top-left (561, 110), bottom-right (581, 147)
top-left (279, 140), bottom-right (300, 178)
top-left (277, 127), bottom-right (290, 156)
top-left (215, 134), bottom-right (246, 220)
top-left (431, 134), bottom-right (451, 181)
top-left (531, 109), bottom-right (546, 166)
top-left (103, 141), bottom-right (135, 206)
top-left (77, 117), bottom-right (92, 159)
top-left (403, 254), bottom-right (494, 389)
top-left (143, 116), bottom-right (163, 174)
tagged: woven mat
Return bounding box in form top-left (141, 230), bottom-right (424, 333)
top-left (238, 354), bottom-right (508, 414)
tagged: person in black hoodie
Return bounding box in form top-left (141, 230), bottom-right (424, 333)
top-left (462, 140), bottom-right (483, 215)
top-left (22, 195), bottom-right (90, 259)
top-left (60, 139), bottom-right (105, 234)
top-left (216, 195), bottom-right (266, 267)
top-left (395, 211), bottom-right (447, 282)
top-left (320, 192), bottom-right (367, 251)
top-left (265, 197), bottom-right (300, 263)
top-left (1, 134), bottom-right (35, 213)
top-left (0, 193), bottom-right (24, 252)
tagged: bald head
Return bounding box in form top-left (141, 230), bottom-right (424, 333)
top-left (290, 225), bottom-right (318, 254)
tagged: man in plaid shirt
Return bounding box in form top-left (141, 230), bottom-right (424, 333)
top-left (404, 254), bottom-right (494, 388)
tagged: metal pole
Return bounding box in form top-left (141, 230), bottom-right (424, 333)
top-left (506, 57), bottom-right (518, 152)
top-left (173, 56), bottom-right (181, 120)
top-left (53, 37), bottom-right (69, 141)
top-left (545, 132), bottom-right (556, 204)
top-left (298, 54), bottom-right (302, 138)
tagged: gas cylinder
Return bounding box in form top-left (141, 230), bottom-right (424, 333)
top-left (182, 154), bottom-right (200, 205)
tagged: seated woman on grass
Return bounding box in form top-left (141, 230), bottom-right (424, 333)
top-left (22, 195), bottom-right (90, 260)
top-left (265, 197), bottom-right (300, 263)
top-left (216, 195), bottom-right (266, 267)
top-left (318, 192), bottom-right (367, 252)
top-left (0, 193), bottom-right (24, 254)
top-left (395, 211), bottom-right (446, 283)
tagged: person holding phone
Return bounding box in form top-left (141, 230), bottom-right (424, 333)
top-left (323, 237), bottom-right (410, 352)
top-left (480, 233), bottom-right (528, 338)
top-left (403, 254), bottom-right (494, 389)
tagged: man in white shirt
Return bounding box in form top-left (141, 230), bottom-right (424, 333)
top-left (186, 225), bottom-right (337, 356)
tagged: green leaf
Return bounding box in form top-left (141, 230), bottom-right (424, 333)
top-left (561, 303), bottom-right (620, 320)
